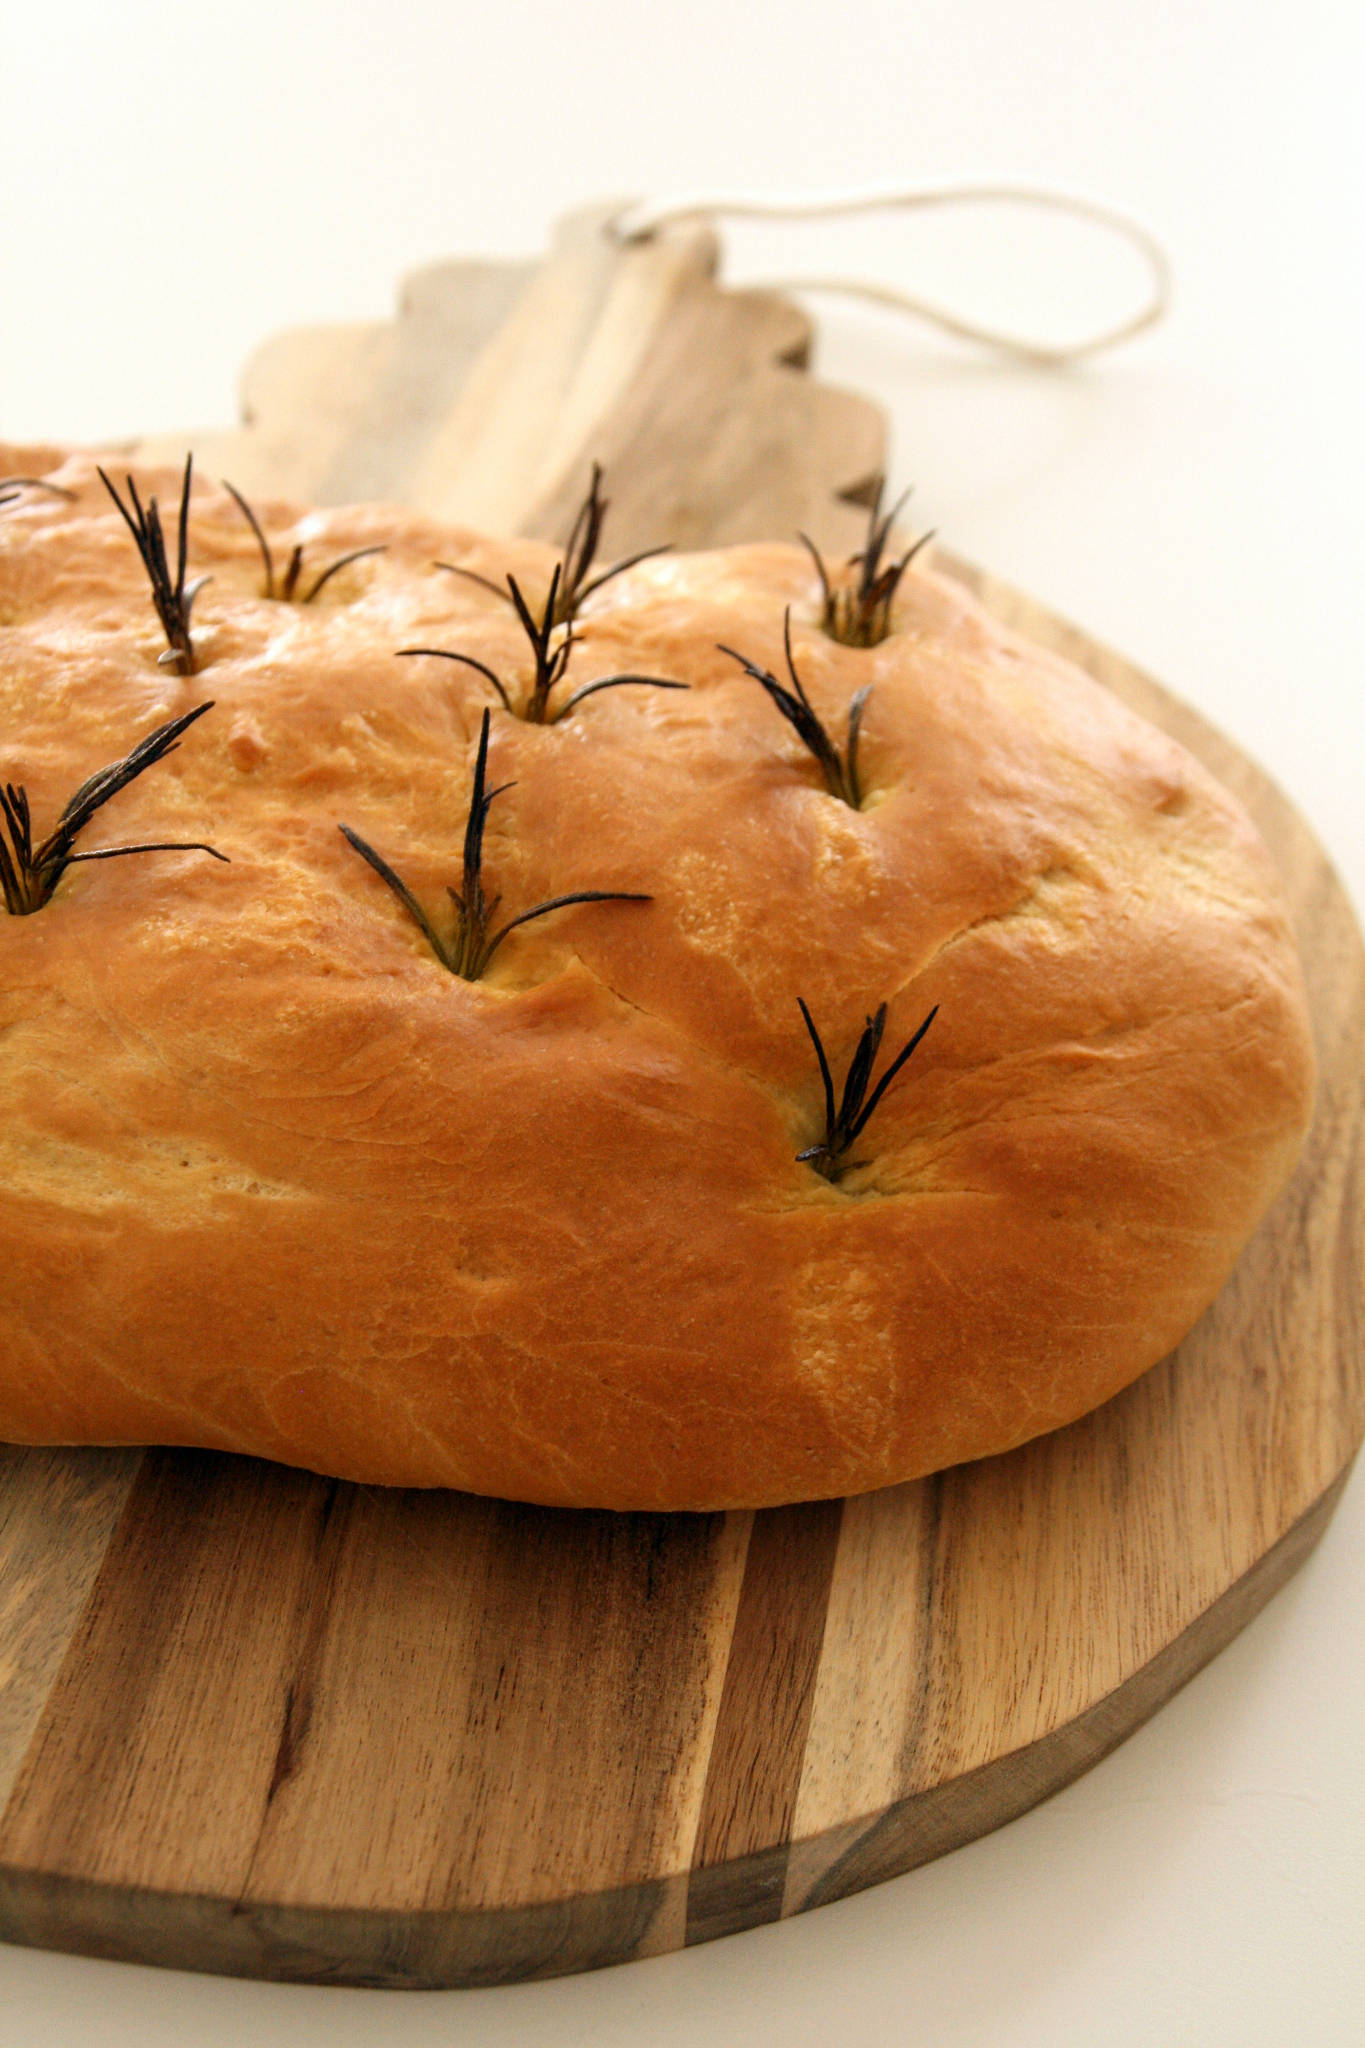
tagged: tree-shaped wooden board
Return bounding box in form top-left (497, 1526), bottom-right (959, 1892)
top-left (0, 205), bottom-right (1360, 1987)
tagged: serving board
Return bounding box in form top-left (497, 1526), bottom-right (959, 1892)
top-left (1, 206), bottom-right (1361, 1988)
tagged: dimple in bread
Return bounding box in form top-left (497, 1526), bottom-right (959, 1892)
top-left (0, 449), bottom-right (1315, 1510)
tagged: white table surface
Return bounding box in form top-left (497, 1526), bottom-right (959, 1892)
top-left (2, 2), bottom-right (1362, 2041)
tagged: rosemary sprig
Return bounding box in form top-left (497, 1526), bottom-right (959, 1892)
top-left (397, 563), bottom-right (686, 724)
top-left (0, 703), bottom-right (228, 916)
top-left (798, 477), bottom-right (934, 648)
top-left (494, 568), bottom-right (573, 724)
top-left (796, 997), bottom-right (938, 1180)
top-left (719, 609), bottom-right (870, 806)
top-left (222, 480), bottom-right (386, 602)
top-left (397, 646), bottom-right (513, 713)
top-left (553, 462), bottom-right (672, 625)
top-left (97, 456), bottom-right (207, 675)
top-left (0, 477), bottom-right (77, 509)
top-left (435, 462), bottom-right (670, 629)
top-left (339, 706), bottom-right (651, 979)
top-left (420, 465), bottom-right (680, 720)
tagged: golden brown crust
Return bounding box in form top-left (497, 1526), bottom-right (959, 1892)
top-left (0, 448), bottom-right (1315, 1507)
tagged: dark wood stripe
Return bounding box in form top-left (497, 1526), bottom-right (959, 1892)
top-left (240, 1493), bottom-right (734, 1916)
top-left (0, 1451), bottom-right (345, 1894)
top-left (686, 1497), bottom-right (843, 1944)
top-left (0, 1446), bottom-right (143, 1810)
top-left (0, 1454), bottom-right (734, 1920)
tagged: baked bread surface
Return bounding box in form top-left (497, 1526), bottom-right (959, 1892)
top-left (0, 449), bottom-right (1314, 1508)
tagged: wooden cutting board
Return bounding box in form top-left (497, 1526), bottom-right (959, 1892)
top-left (1, 206), bottom-right (1361, 1989)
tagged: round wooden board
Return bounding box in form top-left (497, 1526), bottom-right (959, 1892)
top-left (0, 560), bottom-right (1360, 1988)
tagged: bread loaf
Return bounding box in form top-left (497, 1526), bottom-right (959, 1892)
top-left (0, 449), bottom-right (1314, 1508)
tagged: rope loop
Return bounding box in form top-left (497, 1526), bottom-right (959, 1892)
top-left (605, 183), bottom-right (1170, 365)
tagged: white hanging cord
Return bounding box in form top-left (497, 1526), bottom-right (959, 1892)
top-left (605, 183), bottom-right (1170, 367)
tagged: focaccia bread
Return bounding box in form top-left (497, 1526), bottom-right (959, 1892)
top-left (0, 448), bottom-right (1314, 1509)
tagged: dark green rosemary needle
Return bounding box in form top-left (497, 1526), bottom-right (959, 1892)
top-left (551, 461), bottom-right (673, 625)
top-left (97, 455), bottom-right (207, 675)
top-left (796, 997), bottom-right (938, 1179)
top-left (798, 476), bottom-right (934, 649)
top-left (339, 706), bottom-right (651, 979)
top-left (0, 703), bottom-right (228, 916)
top-left (398, 561), bottom-right (686, 724)
top-left (420, 464), bottom-right (681, 720)
top-left (0, 477), bottom-right (77, 508)
top-left (222, 479), bottom-right (386, 602)
top-left (719, 608), bottom-right (870, 806)
top-left (435, 461), bottom-right (671, 630)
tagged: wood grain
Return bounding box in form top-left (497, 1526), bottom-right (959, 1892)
top-left (133, 203), bottom-right (884, 558)
top-left (0, 1448), bottom-right (142, 1811)
top-left (1, 226), bottom-right (1360, 1986)
top-left (687, 1501), bottom-right (843, 1945)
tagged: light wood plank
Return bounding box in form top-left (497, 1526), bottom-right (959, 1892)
top-left (131, 204), bottom-right (883, 557)
top-left (0, 1448), bottom-right (142, 1811)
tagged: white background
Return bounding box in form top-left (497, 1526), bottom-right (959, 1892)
top-left (2, 2), bottom-right (1363, 2042)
